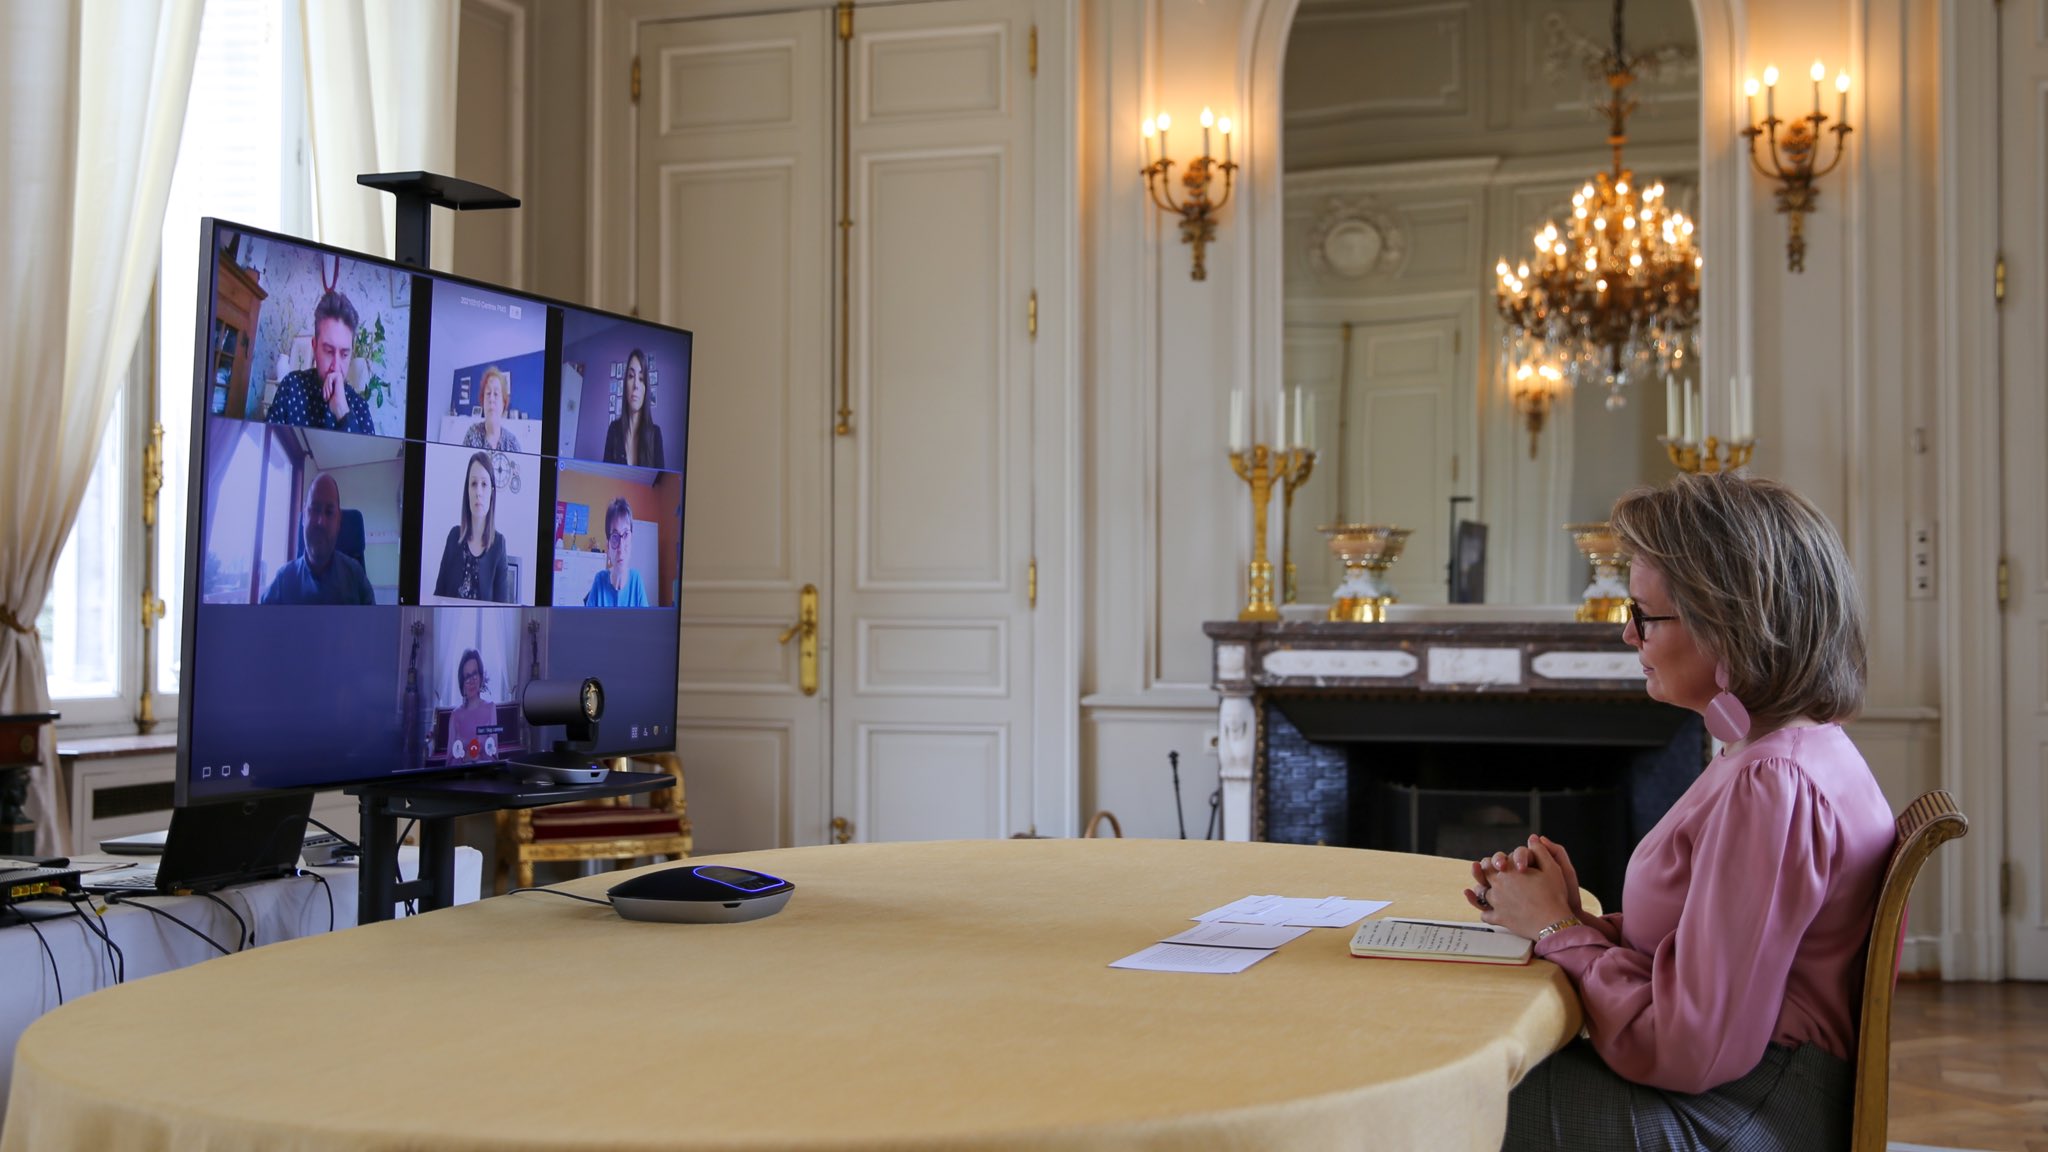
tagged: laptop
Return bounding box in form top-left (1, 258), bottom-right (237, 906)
top-left (82, 794), bottom-right (314, 896)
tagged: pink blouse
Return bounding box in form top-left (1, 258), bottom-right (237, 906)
top-left (1532, 723), bottom-right (1896, 1094)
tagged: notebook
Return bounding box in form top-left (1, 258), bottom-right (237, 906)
top-left (80, 794), bottom-right (314, 896)
top-left (1347, 917), bottom-right (1534, 966)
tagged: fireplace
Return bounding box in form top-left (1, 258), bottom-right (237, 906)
top-left (1261, 694), bottom-right (1703, 907)
top-left (1207, 619), bottom-right (1708, 909)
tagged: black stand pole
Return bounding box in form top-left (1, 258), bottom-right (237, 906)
top-left (356, 171), bottom-right (519, 268)
top-left (346, 171), bottom-right (527, 927)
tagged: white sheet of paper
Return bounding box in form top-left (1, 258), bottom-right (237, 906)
top-left (1194, 895), bottom-right (1392, 928)
top-left (1160, 922), bottom-right (1312, 949)
top-left (1278, 897), bottom-right (1392, 928)
top-left (1109, 942), bottom-right (1273, 974)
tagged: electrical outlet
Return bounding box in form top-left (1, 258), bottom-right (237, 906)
top-left (1909, 522), bottom-right (1935, 600)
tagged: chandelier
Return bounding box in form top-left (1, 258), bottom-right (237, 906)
top-left (1494, 0), bottom-right (1700, 410)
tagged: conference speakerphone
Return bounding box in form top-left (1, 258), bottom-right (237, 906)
top-left (607, 865), bottom-right (794, 923)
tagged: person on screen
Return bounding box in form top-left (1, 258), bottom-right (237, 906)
top-left (446, 649), bottom-right (497, 756)
top-left (461, 365), bottom-right (522, 454)
top-left (1467, 473), bottom-right (1893, 1151)
top-left (267, 290), bottom-right (374, 434)
top-left (583, 498), bottom-right (649, 607)
top-left (601, 349), bottom-right (664, 469)
top-left (259, 473), bottom-right (375, 605)
top-left (433, 452), bottom-right (512, 602)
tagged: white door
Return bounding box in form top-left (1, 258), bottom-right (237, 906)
top-left (627, 0), bottom-right (1042, 848)
top-left (830, 0), bottom-right (1040, 842)
top-left (636, 11), bottom-right (834, 854)
top-left (2000, 1), bottom-right (2048, 978)
top-left (1286, 308), bottom-right (1472, 607)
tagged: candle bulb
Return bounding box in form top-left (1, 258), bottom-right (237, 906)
top-left (1836, 72), bottom-right (1850, 127)
top-left (1744, 78), bottom-right (1759, 128)
top-left (1683, 383), bottom-right (1696, 445)
top-left (1275, 390), bottom-right (1287, 451)
top-left (1229, 388), bottom-right (1245, 453)
top-left (1305, 392), bottom-right (1316, 454)
top-left (1218, 116), bottom-right (1232, 165)
top-left (1293, 386), bottom-right (1304, 449)
top-left (1156, 111), bottom-right (1170, 167)
top-left (1666, 374), bottom-right (1679, 440)
top-left (1200, 106), bottom-right (1214, 162)
top-left (1142, 117), bottom-right (1156, 166)
top-left (1763, 65), bottom-right (1778, 122)
top-left (1811, 59), bottom-right (1824, 116)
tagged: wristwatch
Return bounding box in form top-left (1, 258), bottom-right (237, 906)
top-left (1535, 916), bottom-right (1583, 940)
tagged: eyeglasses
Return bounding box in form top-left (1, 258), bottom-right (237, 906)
top-left (607, 530), bottom-right (632, 547)
top-left (1626, 600), bottom-right (1679, 639)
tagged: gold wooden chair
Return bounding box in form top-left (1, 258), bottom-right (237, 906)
top-left (495, 752), bottom-right (691, 893)
top-left (1850, 788), bottom-right (1970, 1152)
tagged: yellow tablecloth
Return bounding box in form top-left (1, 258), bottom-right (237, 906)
top-left (2, 839), bottom-right (1583, 1151)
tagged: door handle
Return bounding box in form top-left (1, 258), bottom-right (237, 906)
top-left (831, 816), bottom-right (853, 844)
top-left (777, 583), bottom-right (819, 696)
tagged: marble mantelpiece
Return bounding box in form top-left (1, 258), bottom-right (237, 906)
top-left (1203, 619), bottom-right (1652, 842)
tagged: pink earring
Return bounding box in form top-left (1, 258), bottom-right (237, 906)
top-left (1704, 663), bottom-right (1751, 743)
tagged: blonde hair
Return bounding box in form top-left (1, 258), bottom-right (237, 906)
top-left (1609, 472), bottom-right (1866, 735)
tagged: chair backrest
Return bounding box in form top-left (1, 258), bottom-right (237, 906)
top-left (1850, 789), bottom-right (1970, 1152)
top-left (337, 508), bottom-right (366, 566)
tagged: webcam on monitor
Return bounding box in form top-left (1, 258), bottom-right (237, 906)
top-left (503, 676), bottom-right (609, 785)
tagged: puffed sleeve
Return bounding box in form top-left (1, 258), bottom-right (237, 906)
top-left (1532, 759), bottom-right (1840, 1093)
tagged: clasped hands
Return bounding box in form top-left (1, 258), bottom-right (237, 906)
top-left (1464, 834), bottom-right (1583, 940)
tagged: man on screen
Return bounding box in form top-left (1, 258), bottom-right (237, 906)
top-left (266, 290), bottom-right (374, 434)
top-left (260, 473), bottom-right (375, 605)
top-left (583, 498), bottom-right (649, 608)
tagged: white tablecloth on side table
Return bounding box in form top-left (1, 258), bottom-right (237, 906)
top-left (0, 846), bottom-right (481, 1122)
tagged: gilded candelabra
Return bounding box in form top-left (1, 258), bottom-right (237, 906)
top-left (1659, 434), bottom-right (1754, 475)
top-left (1228, 444), bottom-right (1311, 621)
top-left (1143, 109), bottom-right (1237, 281)
top-left (1742, 62), bottom-right (1852, 273)
top-left (1279, 448), bottom-right (1317, 603)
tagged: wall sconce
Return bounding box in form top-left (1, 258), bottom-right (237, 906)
top-left (1507, 359), bottom-right (1569, 459)
top-left (1742, 62), bottom-right (1852, 273)
top-left (1142, 108), bottom-right (1237, 281)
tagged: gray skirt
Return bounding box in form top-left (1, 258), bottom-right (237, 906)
top-left (1501, 1039), bottom-right (1853, 1152)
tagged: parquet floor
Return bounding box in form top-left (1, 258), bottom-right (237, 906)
top-left (1887, 981), bottom-right (2048, 1152)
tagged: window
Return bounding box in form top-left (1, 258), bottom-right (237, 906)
top-left (41, 0), bottom-right (307, 727)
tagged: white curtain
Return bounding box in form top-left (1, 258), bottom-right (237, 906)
top-left (300, 0), bottom-right (461, 265)
top-left (0, 0), bottom-right (203, 854)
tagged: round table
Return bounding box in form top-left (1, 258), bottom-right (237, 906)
top-left (2, 839), bottom-right (1582, 1151)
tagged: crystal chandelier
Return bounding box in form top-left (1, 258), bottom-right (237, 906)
top-left (1493, 0), bottom-right (1701, 410)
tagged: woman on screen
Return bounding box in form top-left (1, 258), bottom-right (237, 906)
top-left (434, 452), bottom-right (511, 602)
top-left (1468, 473), bottom-right (1892, 1151)
top-left (446, 649), bottom-right (496, 757)
top-left (583, 498), bottom-right (649, 607)
top-left (461, 366), bottom-right (521, 454)
top-left (602, 349), bottom-right (663, 469)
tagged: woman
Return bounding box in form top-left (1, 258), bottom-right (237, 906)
top-left (1473, 473), bottom-right (1894, 1151)
top-left (461, 366), bottom-right (521, 453)
top-left (602, 349), bottom-right (664, 468)
top-left (433, 452), bottom-right (511, 602)
top-left (583, 497), bottom-right (649, 607)
top-left (445, 648), bottom-right (497, 759)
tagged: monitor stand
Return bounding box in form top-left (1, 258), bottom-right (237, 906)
top-left (347, 768), bottom-right (670, 925)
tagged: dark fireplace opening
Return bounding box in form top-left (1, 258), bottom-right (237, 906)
top-left (1262, 694), bottom-right (1705, 911)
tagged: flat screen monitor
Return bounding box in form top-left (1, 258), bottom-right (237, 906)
top-left (176, 220), bottom-right (692, 805)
